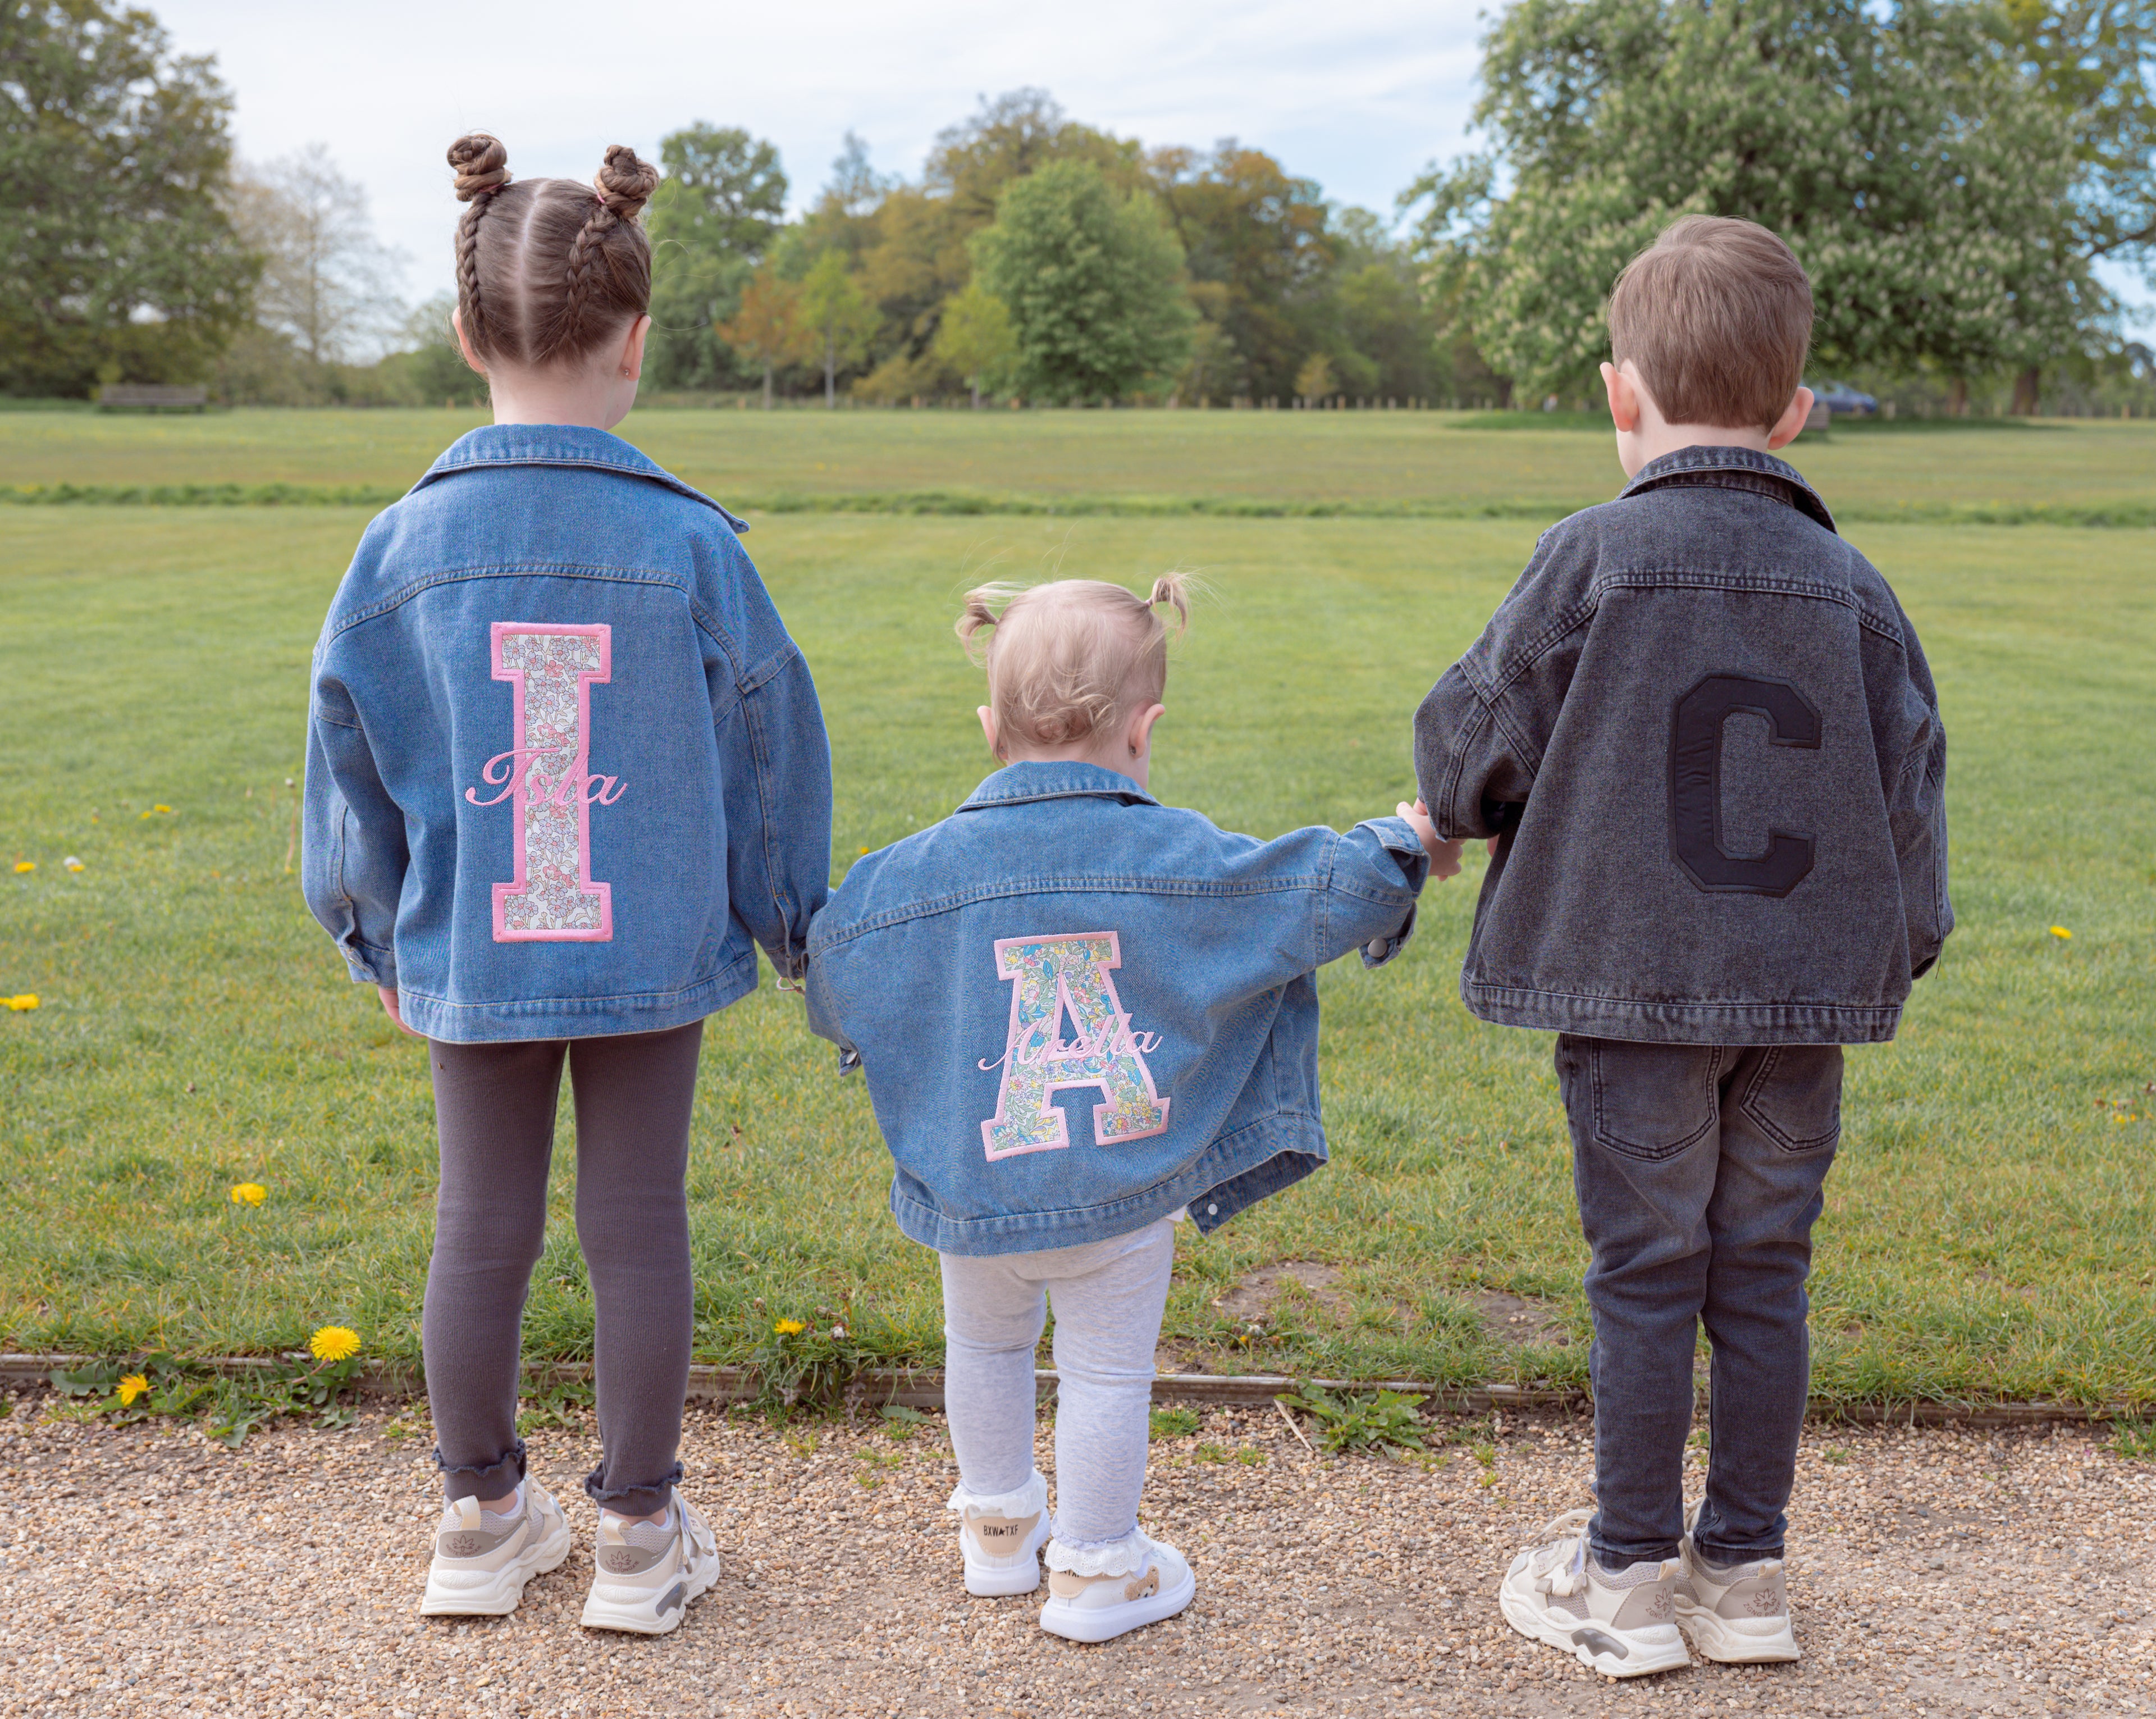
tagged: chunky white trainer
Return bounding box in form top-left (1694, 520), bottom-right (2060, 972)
top-left (1498, 1508), bottom-right (1691, 1679)
top-left (1038, 1533), bottom-right (1195, 1643)
top-left (949, 1471), bottom-right (1052, 1597)
top-left (579, 1494), bottom-right (721, 1636)
top-left (1674, 1499), bottom-right (1799, 1662)
top-left (420, 1478), bottom-right (572, 1616)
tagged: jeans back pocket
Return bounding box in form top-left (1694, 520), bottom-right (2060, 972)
top-left (1587, 1041), bottom-right (1724, 1161)
top-left (1737, 1044), bottom-right (1843, 1152)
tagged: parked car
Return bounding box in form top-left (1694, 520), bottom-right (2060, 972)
top-left (1807, 379), bottom-right (1878, 416)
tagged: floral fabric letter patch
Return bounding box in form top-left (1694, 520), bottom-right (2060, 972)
top-left (463, 622), bottom-right (626, 942)
top-left (980, 932), bottom-right (1169, 1159)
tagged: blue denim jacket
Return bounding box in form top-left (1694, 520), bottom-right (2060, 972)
top-left (803, 763), bottom-right (1429, 1255)
top-left (302, 424), bottom-right (833, 1042)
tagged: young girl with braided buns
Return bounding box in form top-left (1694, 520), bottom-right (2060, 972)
top-left (806, 577), bottom-right (1462, 1642)
top-left (302, 133), bottom-right (833, 1635)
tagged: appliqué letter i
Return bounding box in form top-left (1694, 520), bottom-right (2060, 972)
top-left (464, 623), bottom-right (625, 941)
top-left (980, 933), bottom-right (1169, 1159)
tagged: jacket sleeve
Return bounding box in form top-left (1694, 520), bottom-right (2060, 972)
top-left (719, 640), bottom-right (834, 982)
top-left (1413, 535), bottom-right (1586, 841)
top-left (1317, 817), bottom-right (1432, 969)
top-left (301, 667), bottom-right (408, 988)
top-left (1881, 607), bottom-right (1953, 979)
top-left (801, 915), bottom-right (861, 1074)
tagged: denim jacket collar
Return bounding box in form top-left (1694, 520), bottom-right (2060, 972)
top-left (956, 760), bottom-right (1160, 812)
top-left (407, 423), bottom-right (748, 531)
top-left (1618, 445), bottom-right (1835, 535)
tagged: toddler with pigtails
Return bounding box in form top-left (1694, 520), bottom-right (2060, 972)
top-left (805, 575), bottom-right (1461, 1641)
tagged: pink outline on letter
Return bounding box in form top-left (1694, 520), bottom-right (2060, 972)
top-left (979, 931), bottom-right (1171, 1160)
top-left (486, 622), bottom-right (614, 943)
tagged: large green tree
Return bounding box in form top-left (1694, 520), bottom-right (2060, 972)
top-left (1, 0), bottom-right (257, 395)
top-left (644, 122), bottom-right (786, 391)
top-left (1403, 0), bottom-right (2102, 404)
top-left (972, 160), bottom-right (1195, 403)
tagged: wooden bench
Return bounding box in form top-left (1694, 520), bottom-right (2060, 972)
top-left (97, 384), bottom-right (208, 412)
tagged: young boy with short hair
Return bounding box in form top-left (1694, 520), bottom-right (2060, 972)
top-left (1413, 216), bottom-right (1951, 1677)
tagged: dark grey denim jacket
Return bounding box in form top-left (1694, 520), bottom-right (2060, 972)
top-left (1414, 446), bottom-right (1951, 1045)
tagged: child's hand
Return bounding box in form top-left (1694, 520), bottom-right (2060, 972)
top-left (378, 986), bottom-right (425, 1041)
top-left (1397, 800), bottom-right (1465, 881)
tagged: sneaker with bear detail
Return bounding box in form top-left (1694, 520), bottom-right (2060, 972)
top-left (1498, 1508), bottom-right (1691, 1678)
top-left (951, 1471), bottom-right (1052, 1597)
top-left (1674, 1499), bottom-right (1799, 1662)
top-left (579, 1495), bottom-right (720, 1636)
top-left (1038, 1534), bottom-right (1195, 1643)
top-left (420, 1478), bottom-right (572, 1616)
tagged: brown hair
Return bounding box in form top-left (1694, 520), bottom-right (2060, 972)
top-left (447, 133), bottom-right (660, 368)
top-left (1607, 216), bottom-right (1813, 432)
top-left (956, 576), bottom-right (1195, 753)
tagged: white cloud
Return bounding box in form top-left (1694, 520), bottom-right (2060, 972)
top-left (153, 0), bottom-right (1486, 304)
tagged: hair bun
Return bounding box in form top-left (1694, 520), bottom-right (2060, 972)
top-left (593, 144), bottom-right (659, 221)
top-left (448, 133), bottom-right (510, 201)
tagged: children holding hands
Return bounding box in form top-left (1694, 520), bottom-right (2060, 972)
top-left (305, 131), bottom-right (1947, 1682)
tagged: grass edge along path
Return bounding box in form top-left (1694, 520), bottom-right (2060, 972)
top-left (8, 480), bottom-right (2156, 528)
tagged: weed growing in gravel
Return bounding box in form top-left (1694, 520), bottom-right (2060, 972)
top-left (878, 1404), bottom-right (932, 1442)
top-left (2107, 1420), bottom-right (2156, 1460)
top-left (1824, 1446), bottom-right (1852, 1465)
top-left (1236, 1446), bottom-right (1268, 1465)
top-left (1194, 1440), bottom-right (1228, 1463)
top-left (515, 1378), bottom-right (596, 1435)
top-left (1150, 1406), bottom-right (1202, 1441)
top-left (48, 1348), bottom-right (366, 1447)
top-left (1276, 1385), bottom-right (1428, 1454)
top-left (854, 1449), bottom-right (905, 1489)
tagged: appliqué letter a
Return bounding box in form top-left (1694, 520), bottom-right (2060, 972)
top-left (980, 933), bottom-right (1169, 1159)
top-left (464, 622), bottom-right (624, 942)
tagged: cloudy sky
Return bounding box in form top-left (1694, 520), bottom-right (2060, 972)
top-left (154, 0), bottom-right (1488, 306)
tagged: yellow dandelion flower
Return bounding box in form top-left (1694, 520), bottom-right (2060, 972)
top-left (153, 804), bottom-right (172, 814)
top-left (63, 856), bottom-right (84, 872)
top-left (774, 1318), bottom-right (807, 1335)
top-left (2049, 925), bottom-right (2072, 940)
top-left (229, 1182), bottom-right (267, 1207)
top-left (140, 810), bottom-right (153, 819)
top-left (6, 995), bottom-right (38, 1012)
top-left (116, 1374), bottom-right (150, 1406)
top-left (11, 860), bottom-right (33, 874)
top-left (309, 1325), bottom-right (362, 1362)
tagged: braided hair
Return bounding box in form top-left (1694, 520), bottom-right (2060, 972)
top-left (445, 133), bottom-right (659, 370)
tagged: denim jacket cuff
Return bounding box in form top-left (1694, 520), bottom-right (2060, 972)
top-left (1354, 816), bottom-right (1427, 966)
top-left (344, 941), bottom-right (395, 988)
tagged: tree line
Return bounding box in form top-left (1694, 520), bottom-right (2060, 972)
top-left (4, 0), bottom-right (2152, 413)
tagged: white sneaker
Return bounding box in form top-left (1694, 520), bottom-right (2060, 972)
top-left (1038, 1533), bottom-right (1195, 1643)
top-left (1674, 1499), bottom-right (1799, 1662)
top-left (1498, 1508), bottom-right (1690, 1679)
top-left (420, 1478), bottom-right (572, 1616)
top-left (951, 1471), bottom-right (1052, 1597)
top-left (579, 1494), bottom-right (721, 1636)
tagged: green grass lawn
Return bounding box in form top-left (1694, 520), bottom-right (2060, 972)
top-left (5, 404), bottom-right (2155, 519)
top-left (2, 431), bottom-right (2152, 1407)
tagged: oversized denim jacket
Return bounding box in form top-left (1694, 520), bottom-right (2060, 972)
top-left (803, 763), bottom-right (1430, 1255)
top-left (1414, 446), bottom-right (1951, 1046)
top-left (302, 425), bottom-right (833, 1042)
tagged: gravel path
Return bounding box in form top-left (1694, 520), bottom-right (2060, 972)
top-left (2, 1392), bottom-right (2151, 1718)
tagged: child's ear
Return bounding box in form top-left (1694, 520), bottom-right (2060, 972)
top-left (977, 705), bottom-right (1002, 761)
top-left (1766, 385), bottom-right (1816, 451)
top-left (452, 307), bottom-right (487, 377)
top-left (1601, 361), bottom-right (1639, 434)
top-left (1128, 703), bottom-right (1166, 756)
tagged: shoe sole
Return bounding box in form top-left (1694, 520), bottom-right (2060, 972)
top-left (579, 1548), bottom-right (721, 1636)
top-left (420, 1514), bottom-right (572, 1617)
top-left (965, 1516), bottom-right (1053, 1597)
top-left (1498, 1576), bottom-right (1691, 1679)
top-left (1037, 1563), bottom-right (1196, 1644)
top-left (1675, 1602), bottom-right (1799, 1663)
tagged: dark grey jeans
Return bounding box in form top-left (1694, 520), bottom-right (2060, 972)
top-left (1555, 1034), bottom-right (1840, 1567)
top-left (424, 1021), bottom-right (702, 1516)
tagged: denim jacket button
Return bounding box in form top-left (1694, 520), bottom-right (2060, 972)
top-left (1207, 1203), bottom-right (1218, 1215)
top-left (1366, 938), bottom-right (1386, 959)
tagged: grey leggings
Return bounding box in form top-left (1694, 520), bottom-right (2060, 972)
top-left (423, 1020), bottom-right (702, 1517)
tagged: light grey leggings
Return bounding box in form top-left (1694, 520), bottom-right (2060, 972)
top-left (423, 1020), bottom-right (702, 1517)
top-left (939, 1219), bottom-right (1176, 1572)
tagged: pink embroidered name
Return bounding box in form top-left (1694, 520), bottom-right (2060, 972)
top-left (465, 622), bottom-right (622, 942)
top-left (980, 932), bottom-right (1170, 1160)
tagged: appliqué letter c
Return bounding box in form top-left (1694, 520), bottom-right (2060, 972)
top-left (464, 623), bottom-right (622, 941)
top-left (980, 932), bottom-right (1170, 1159)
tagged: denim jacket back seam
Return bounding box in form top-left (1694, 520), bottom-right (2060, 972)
top-left (813, 869), bottom-right (1352, 953)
